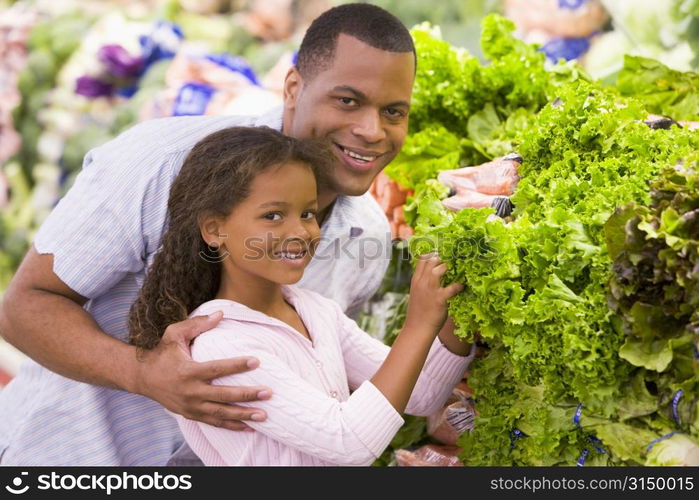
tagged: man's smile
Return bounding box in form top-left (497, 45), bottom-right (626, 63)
top-left (333, 142), bottom-right (385, 171)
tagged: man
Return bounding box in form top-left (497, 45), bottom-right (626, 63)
top-left (0, 3), bottom-right (419, 465)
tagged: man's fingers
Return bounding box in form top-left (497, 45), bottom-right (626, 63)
top-left (218, 421), bottom-right (253, 432)
top-left (183, 311), bottom-right (224, 341)
top-left (195, 402), bottom-right (268, 430)
top-left (202, 383), bottom-right (273, 405)
top-left (193, 356), bottom-right (261, 380)
top-left (217, 402), bottom-right (266, 423)
top-left (165, 311), bottom-right (224, 344)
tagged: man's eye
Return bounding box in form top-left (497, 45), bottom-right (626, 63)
top-left (264, 213), bottom-right (282, 221)
top-left (384, 107), bottom-right (405, 118)
top-left (302, 211), bottom-right (316, 220)
top-left (339, 97), bottom-right (357, 106)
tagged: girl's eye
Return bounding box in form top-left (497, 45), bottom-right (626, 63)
top-left (263, 212), bottom-right (282, 221)
top-left (302, 211), bottom-right (316, 220)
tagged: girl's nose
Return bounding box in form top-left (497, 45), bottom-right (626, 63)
top-left (289, 218), bottom-right (312, 240)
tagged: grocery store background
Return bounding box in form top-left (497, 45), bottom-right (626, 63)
top-left (0, 0), bottom-right (697, 387)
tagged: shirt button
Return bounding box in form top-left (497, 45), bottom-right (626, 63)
top-left (330, 391), bottom-right (338, 398)
top-left (349, 227), bottom-right (363, 238)
top-left (315, 360), bottom-right (322, 368)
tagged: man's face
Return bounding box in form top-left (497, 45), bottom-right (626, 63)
top-left (283, 33), bottom-right (415, 196)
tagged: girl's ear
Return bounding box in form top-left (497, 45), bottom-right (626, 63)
top-left (198, 215), bottom-right (222, 247)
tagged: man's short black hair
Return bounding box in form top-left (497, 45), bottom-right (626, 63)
top-left (296, 2), bottom-right (415, 80)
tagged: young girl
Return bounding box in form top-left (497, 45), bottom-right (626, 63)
top-left (129, 126), bottom-right (472, 466)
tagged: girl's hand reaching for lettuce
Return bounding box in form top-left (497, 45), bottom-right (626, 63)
top-left (404, 253), bottom-right (464, 334)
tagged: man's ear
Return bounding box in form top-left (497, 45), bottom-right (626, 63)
top-left (283, 66), bottom-right (302, 111)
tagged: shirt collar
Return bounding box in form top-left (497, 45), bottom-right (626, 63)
top-left (254, 105), bottom-right (283, 131)
top-left (320, 194), bottom-right (366, 239)
top-left (196, 285), bottom-right (303, 326)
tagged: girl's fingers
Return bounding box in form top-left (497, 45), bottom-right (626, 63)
top-left (418, 251), bottom-right (438, 261)
top-left (432, 263), bottom-right (448, 278)
top-left (415, 252), bottom-right (438, 280)
top-left (421, 252), bottom-right (441, 271)
top-left (418, 252), bottom-right (440, 268)
top-left (443, 282), bottom-right (465, 298)
top-left (413, 256), bottom-right (426, 281)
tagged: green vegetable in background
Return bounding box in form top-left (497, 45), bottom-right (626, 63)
top-left (384, 126), bottom-right (461, 191)
top-left (391, 14), bottom-right (699, 466)
top-left (645, 433), bottom-right (699, 466)
top-left (672, 0), bottom-right (699, 68)
top-left (11, 12), bottom-right (95, 185)
top-left (0, 163), bottom-right (36, 295)
top-left (407, 15), bottom-right (587, 167)
top-left (452, 85), bottom-right (699, 464)
top-left (606, 163), bottom-right (699, 446)
top-left (617, 55), bottom-right (699, 121)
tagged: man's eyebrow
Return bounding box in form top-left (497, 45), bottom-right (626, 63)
top-left (332, 85), bottom-right (366, 100)
top-left (331, 85), bottom-right (410, 109)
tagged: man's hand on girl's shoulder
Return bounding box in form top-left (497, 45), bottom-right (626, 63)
top-left (132, 313), bottom-right (272, 431)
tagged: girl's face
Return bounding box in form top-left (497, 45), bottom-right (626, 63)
top-left (213, 160), bottom-right (321, 287)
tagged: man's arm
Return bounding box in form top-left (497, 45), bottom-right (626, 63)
top-left (0, 246), bottom-right (270, 430)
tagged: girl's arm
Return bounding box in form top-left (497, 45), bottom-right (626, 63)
top-left (368, 255), bottom-right (463, 412)
top-left (337, 317), bottom-right (472, 418)
top-left (182, 329), bottom-right (404, 466)
top-left (335, 260), bottom-right (471, 417)
top-left (437, 316), bottom-right (472, 356)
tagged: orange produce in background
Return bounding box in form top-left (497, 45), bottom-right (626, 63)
top-left (369, 171), bottom-right (414, 241)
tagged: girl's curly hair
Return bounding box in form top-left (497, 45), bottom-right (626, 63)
top-left (128, 126), bottom-right (332, 350)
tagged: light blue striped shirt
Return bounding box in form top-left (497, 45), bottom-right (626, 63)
top-left (0, 107), bottom-right (391, 465)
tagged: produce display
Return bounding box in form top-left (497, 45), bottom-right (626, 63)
top-left (585, 0), bottom-right (699, 81)
top-left (504, 0), bottom-right (609, 65)
top-left (368, 172), bottom-right (414, 240)
top-left (1, 0), bottom-right (698, 466)
top-left (0, 0), bottom-right (325, 293)
top-left (382, 14), bottom-right (699, 466)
